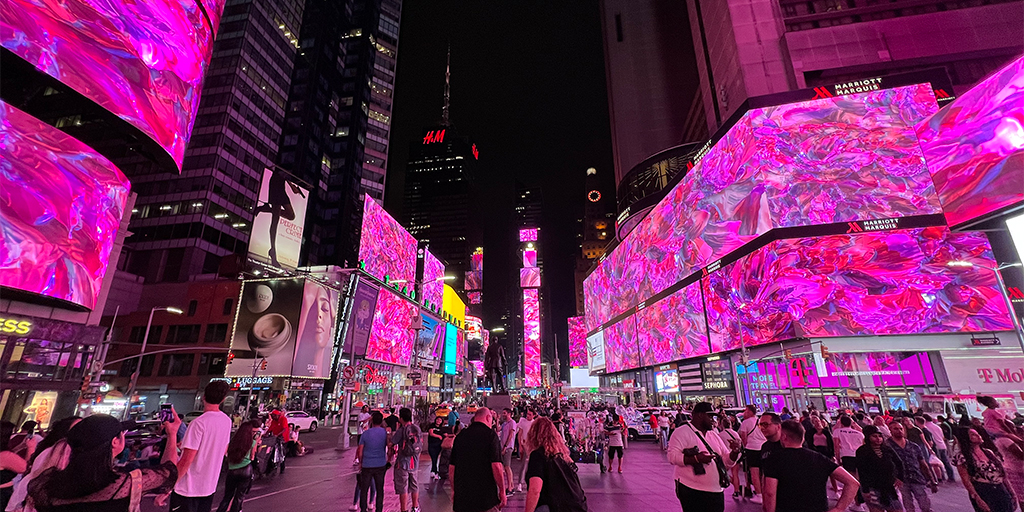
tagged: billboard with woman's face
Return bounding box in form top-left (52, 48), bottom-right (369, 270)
top-left (227, 278), bottom-right (304, 377)
top-left (292, 280), bottom-right (340, 378)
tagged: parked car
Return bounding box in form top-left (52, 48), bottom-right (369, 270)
top-left (183, 411), bottom-right (204, 424)
top-left (286, 410), bottom-right (318, 432)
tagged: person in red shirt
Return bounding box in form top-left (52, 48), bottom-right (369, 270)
top-left (269, 409), bottom-right (291, 473)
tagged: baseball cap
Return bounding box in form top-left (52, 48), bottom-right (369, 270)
top-left (66, 415), bottom-right (136, 451)
top-left (691, 402), bottom-right (719, 416)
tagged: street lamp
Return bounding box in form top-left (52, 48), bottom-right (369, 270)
top-left (947, 260), bottom-right (1024, 352)
top-left (491, 326), bottom-right (506, 333)
top-left (123, 306), bottom-right (183, 419)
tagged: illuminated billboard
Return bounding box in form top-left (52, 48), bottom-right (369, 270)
top-left (1, 0), bottom-right (225, 169)
top-left (520, 267), bottom-right (541, 288)
top-left (635, 281), bottom-right (709, 367)
top-left (916, 56), bottom-right (1024, 228)
top-left (344, 278), bottom-right (379, 357)
top-left (228, 278), bottom-right (304, 377)
top-left (0, 101), bottom-right (130, 310)
top-left (291, 280), bottom-right (340, 378)
top-left (603, 315), bottom-right (639, 374)
top-left (702, 227), bottom-right (1013, 353)
top-left (249, 169), bottom-right (309, 270)
top-left (567, 316), bottom-right (587, 368)
top-left (519, 228), bottom-right (538, 242)
top-left (422, 249), bottom-right (445, 308)
top-left (465, 315), bottom-right (483, 360)
top-left (414, 314), bottom-right (445, 370)
top-left (359, 196), bottom-right (418, 285)
top-left (467, 248), bottom-right (483, 291)
top-left (441, 284), bottom-right (466, 327)
top-left (456, 328), bottom-right (466, 373)
top-left (523, 249), bottom-right (537, 267)
top-left (468, 291), bottom-right (483, 304)
top-left (365, 287), bottom-right (418, 367)
top-left (655, 369), bottom-right (679, 393)
top-left (584, 84), bottom-right (941, 331)
top-left (443, 324), bottom-right (457, 375)
top-left (586, 330), bottom-right (606, 372)
top-left (523, 288), bottom-right (541, 387)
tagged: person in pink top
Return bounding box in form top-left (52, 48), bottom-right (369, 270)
top-left (978, 396), bottom-right (1023, 446)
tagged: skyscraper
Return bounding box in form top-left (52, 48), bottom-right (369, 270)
top-left (121, 0), bottom-right (304, 283)
top-left (574, 167), bottom-right (615, 314)
top-left (279, 0), bottom-right (403, 269)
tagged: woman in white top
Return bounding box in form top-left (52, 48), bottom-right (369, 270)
top-left (718, 415), bottom-right (744, 500)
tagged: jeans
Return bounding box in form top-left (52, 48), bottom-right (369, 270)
top-left (934, 449), bottom-right (955, 482)
top-left (352, 470), bottom-right (377, 505)
top-left (971, 481), bottom-right (1015, 512)
top-left (170, 492), bottom-right (214, 512)
top-left (660, 428), bottom-right (670, 450)
top-left (428, 443), bottom-right (442, 473)
top-left (676, 480), bottom-right (724, 512)
top-left (901, 482), bottom-right (931, 512)
top-left (216, 464), bottom-right (253, 512)
top-left (359, 466), bottom-right (387, 512)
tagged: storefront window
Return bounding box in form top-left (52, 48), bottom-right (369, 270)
top-left (4, 339), bottom-right (77, 381)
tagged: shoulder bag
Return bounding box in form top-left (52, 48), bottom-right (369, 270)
top-left (689, 424), bottom-right (730, 489)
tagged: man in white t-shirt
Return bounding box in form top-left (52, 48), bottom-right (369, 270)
top-left (738, 405), bottom-right (766, 503)
top-left (353, 405), bottom-right (372, 465)
top-left (166, 380), bottom-right (232, 512)
top-left (919, 414), bottom-right (955, 482)
top-left (668, 402), bottom-right (741, 512)
top-left (833, 415), bottom-right (866, 511)
top-left (514, 408), bottom-right (537, 492)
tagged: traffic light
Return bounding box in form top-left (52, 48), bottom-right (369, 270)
top-left (820, 344), bottom-right (831, 359)
top-left (259, 359), bottom-right (268, 371)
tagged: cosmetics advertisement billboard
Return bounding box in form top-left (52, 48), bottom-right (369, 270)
top-left (586, 330), bottom-right (606, 373)
top-left (228, 278), bottom-right (304, 377)
top-left (291, 280), bottom-right (340, 378)
top-left (249, 169), bottom-right (309, 270)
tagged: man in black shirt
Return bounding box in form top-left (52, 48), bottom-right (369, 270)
top-left (449, 407), bottom-right (507, 512)
top-left (762, 420), bottom-right (859, 512)
top-left (384, 407), bottom-right (400, 433)
top-left (758, 412), bottom-right (783, 466)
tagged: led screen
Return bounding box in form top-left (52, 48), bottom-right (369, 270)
top-left (655, 369), bottom-right (679, 393)
top-left (249, 169), bottom-right (309, 270)
top-left (523, 249), bottom-right (537, 268)
top-left (916, 56), bottom-right (1024, 227)
top-left (569, 368), bottom-right (599, 388)
top-left (519, 228), bottom-right (538, 242)
top-left (703, 227), bottom-right (1013, 353)
top-left (443, 323), bottom-right (457, 375)
top-left (359, 196), bottom-right (417, 285)
top-left (291, 280), bottom-right (340, 378)
top-left (567, 316), bottom-right (588, 368)
top-left (414, 314), bottom-right (445, 370)
top-left (365, 288), bottom-right (417, 367)
top-left (1009, 213), bottom-right (1024, 265)
top-left (520, 267), bottom-right (541, 288)
top-left (468, 291), bottom-right (483, 304)
top-left (635, 281), bottom-right (709, 367)
top-left (523, 288), bottom-right (541, 387)
top-left (228, 278), bottom-right (303, 377)
top-left (586, 330), bottom-right (606, 372)
top-left (422, 249), bottom-right (445, 308)
top-left (465, 316), bottom-right (482, 341)
top-left (0, 101), bottom-right (130, 309)
top-left (1, 0), bottom-right (224, 170)
top-left (344, 278), bottom-right (378, 356)
top-left (456, 328), bottom-right (466, 373)
top-left (441, 284), bottom-right (466, 326)
top-left (603, 315), bottom-right (639, 374)
top-left (465, 271), bottom-right (483, 290)
top-left (584, 84), bottom-right (941, 331)
top-left (471, 248), bottom-right (483, 272)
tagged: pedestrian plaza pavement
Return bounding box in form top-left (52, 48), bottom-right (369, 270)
top-left (142, 426), bottom-right (977, 512)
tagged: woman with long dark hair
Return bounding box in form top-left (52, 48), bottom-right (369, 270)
top-left (217, 420), bottom-right (260, 512)
top-left (523, 417), bottom-right (588, 512)
top-left (427, 416), bottom-right (447, 480)
top-left (27, 413), bottom-right (180, 511)
top-left (7, 416), bottom-right (81, 512)
top-left (953, 426), bottom-right (1017, 512)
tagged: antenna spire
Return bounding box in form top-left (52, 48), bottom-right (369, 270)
top-left (441, 44), bottom-right (451, 125)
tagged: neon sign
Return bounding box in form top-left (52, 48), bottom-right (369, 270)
top-left (423, 129), bottom-right (446, 144)
top-left (0, 317), bottom-right (33, 335)
top-left (472, 144), bottom-right (479, 159)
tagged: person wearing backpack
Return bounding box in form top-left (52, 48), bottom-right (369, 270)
top-left (390, 408), bottom-right (421, 512)
top-left (524, 417), bottom-right (588, 512)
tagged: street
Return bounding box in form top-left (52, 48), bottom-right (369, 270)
top-left (143, 426), bottom-right (977, 512)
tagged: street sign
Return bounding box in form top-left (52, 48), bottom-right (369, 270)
top-left (971, 337), bottom-right (1001, 346)
top-left (407, 372), bottom-right (422, 379)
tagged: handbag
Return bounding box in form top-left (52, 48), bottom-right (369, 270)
top-left (689, 424), bottom-right (731, 489)
top-left (441, 433), bottom-right (454, 450)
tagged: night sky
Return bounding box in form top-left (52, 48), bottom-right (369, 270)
top-left (385, 1), bottom-right (615, 363)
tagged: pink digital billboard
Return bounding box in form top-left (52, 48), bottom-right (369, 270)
top-left (520, 267), bottom-right (541, 288)
top-left (603, 315), bottom-right (639, 374)
top-left (359, 196), bottom-right (417, 286)
top-left (703, 227), bottom-right (1013, 353)
top-left (523, 249), bottom-right (537, 268)
top-left (584, 84), bottom-right (941, 331)
top-left (1, 0), bottom-right (225, 170)
top-left (523, 288), bottom-right (541, 387)
top-left (365, 288), bottom-right (417, 367)
top-left (0, 101), bottom-right (130, 309)
top-left (422, 249), bottom-right (445, 308)
top-left (916, 56), bottom-right (1024, 227)
top-left (519, 228), bottom-right (538, 242)
top-left (567, 316), bottom-right (588, 368)
top-left (636, 281), bottom-right (709, 367)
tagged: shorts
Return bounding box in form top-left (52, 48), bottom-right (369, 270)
top-left (607, 446), bottom-right (623, 458)
top-left (743, 449), bottom-right (762, 469)
top-left (502, 450), bottom-right (513, 468)
top-left (393, 457), bottom-right (419, 494)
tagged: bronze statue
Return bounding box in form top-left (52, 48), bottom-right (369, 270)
top-left (484, 340), bottom-right (508, 394)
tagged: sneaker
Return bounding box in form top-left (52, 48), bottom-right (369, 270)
top-left (506, 490), bottom-right (515, 497)
top-left (749, 495), bottom-right (763, 504)
top-left (516, 484), bottom-right (524, 492)
top-left (349, 505), bottom-right (358, 511)
top-left (732, 491), bottom-right (741, 500)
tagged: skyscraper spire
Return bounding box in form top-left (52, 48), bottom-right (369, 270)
top-left (441, 43), bottom-right (451, 125)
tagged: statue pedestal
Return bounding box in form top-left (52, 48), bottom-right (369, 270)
top-left (485, 393), bottom-right (512, 413)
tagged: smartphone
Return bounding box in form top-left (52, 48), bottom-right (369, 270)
top-left (159, 403), bottom-right (174, 423)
